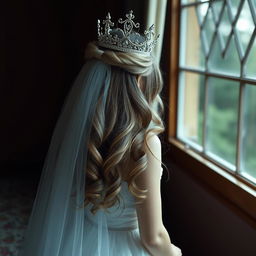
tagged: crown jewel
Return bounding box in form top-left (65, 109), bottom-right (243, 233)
top-left (97, 10), bottom-right (159, 55)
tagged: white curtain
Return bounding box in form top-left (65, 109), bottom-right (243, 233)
top-left (146, 0), bottom-right (168, 63)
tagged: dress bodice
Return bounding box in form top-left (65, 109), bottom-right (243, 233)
top-left (85, 181), bottom-right (139, 231)
top-left (83, 169), bottom-right (163, 256)
top-left (85, 167), bottom-right (163, 232)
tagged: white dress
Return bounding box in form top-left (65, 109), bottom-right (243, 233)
top-left (82, 181), bottom-right (151, 256)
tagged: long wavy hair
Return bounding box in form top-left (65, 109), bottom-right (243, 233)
top-left (83, 42), bottom-right (166, 214)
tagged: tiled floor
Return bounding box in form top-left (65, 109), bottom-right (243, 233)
top-left (0, 179), bottom-right (37, 256)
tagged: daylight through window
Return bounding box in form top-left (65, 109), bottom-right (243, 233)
top-left (177, 0), bottom-right (256, 184)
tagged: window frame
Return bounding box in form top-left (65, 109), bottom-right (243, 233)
top-left (165, 0), bottom-right (256, 226)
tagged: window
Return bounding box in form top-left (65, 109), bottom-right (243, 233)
top-left (177, 0), bottom-right (256, 185)
top-left (167, 0), bottom-right (256, 223)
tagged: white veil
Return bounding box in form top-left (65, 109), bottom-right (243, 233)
top-left (18, 59), bottom-right (112, 256)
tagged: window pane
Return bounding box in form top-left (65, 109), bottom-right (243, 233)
top-left (208, 35), bottom-right (240, 76)
top-left (178, 71), bottom-right (205, 147)
top-left (203, 4), bottom-right (215, 51)
top-left (217, 2), bottom-right (232, 46)
top-left (245, 37), bottom-right (256, 79)
top-left (181, 0), bottom-right (196, 4)
top-left (241, 85), bottom-right (256, 181)
top-left (230, 0), bottom-right (242, 17)
top-left (235, 0), bottom-right (254, 54)
top-left (180, 6), bottom-right (206, 69)
top-left (177, 0), bottom-right (256, 184)
top-left (181, 0), bottom-right (205, 3)
top-left (206, 78), bottom-right (239, 167)
top-left (244, 0), bottom-right (256, 78)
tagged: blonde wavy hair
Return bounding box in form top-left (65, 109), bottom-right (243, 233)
top-left (83, 42), bottom-right (166, 214)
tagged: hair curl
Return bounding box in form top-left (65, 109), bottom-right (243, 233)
top-left (82, 42), bottom-right (165, 214)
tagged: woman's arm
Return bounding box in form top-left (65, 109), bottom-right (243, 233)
top-left (135, 134), bottom-right (182, 256)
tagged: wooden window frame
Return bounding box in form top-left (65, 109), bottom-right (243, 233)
top-left (165, 0), bottom-right (256, 227)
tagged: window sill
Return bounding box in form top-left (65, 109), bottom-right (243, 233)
top-left (166, 137), bottom-right (256, 227)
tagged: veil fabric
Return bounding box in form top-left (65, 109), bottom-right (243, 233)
top-left (18, 59), bottom-right (112, 256)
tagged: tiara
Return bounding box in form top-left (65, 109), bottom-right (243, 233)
top-left (97, 10), bottom-right (159, 56)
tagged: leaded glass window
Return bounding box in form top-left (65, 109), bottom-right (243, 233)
top-left (178, 0), bottom-right (256, 184)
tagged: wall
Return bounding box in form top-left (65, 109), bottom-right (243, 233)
top-left (161, 160), bottom-right (256, 256)
top-left (1, 0), bottom-right (146, 179)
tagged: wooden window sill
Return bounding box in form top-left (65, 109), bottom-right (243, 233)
top-left (166, 136), bottom-right (256, 228)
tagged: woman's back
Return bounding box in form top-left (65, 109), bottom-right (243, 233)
top-left (82, 134), bottom-right (164, 256)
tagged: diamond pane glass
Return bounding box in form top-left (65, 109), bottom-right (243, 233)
top-left (206, 77), bottom-right (239, 166)
top-left (178, 71), bottom-right (205, 147)
top-left (211, 0), bottom-right (223, 18)
top-left (197, 2), bottom-right (209, 23)
top-left (203, 6), bottom-right (216, 50)
top-left (180, 6), bottom-right (205, 69)
top-left (240, 84), bottom-right (256, 181)
top-left (218, 5), bottom-right (232, 46)
top-left (208, 36), bottom-right (240, 75)
top-left (235, 0), bottom-right (254, 54)
top-left (245, 36), bottom-right (256, 78)
top-left (230, 0), bottom-right (242, 17)
top-left (182, 0), bottom-right (205, 4)
top-left (182, 0), bottom-right (194, 3)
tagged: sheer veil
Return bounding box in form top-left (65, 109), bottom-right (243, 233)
top-left (18, 59), bottom-right (112, 256)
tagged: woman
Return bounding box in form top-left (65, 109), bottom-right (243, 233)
top-left (18, 11), bottom-right (182, 256)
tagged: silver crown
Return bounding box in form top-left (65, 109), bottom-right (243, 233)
top-left (97, 10), bottom-right (159, 55)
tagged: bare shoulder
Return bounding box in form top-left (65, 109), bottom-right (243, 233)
top-left (135, 132), bottom-right (163, 183)
top-left (120, 133), bottom-right (162, 182)
top-left (144, 132), bottom-right (162, 162)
